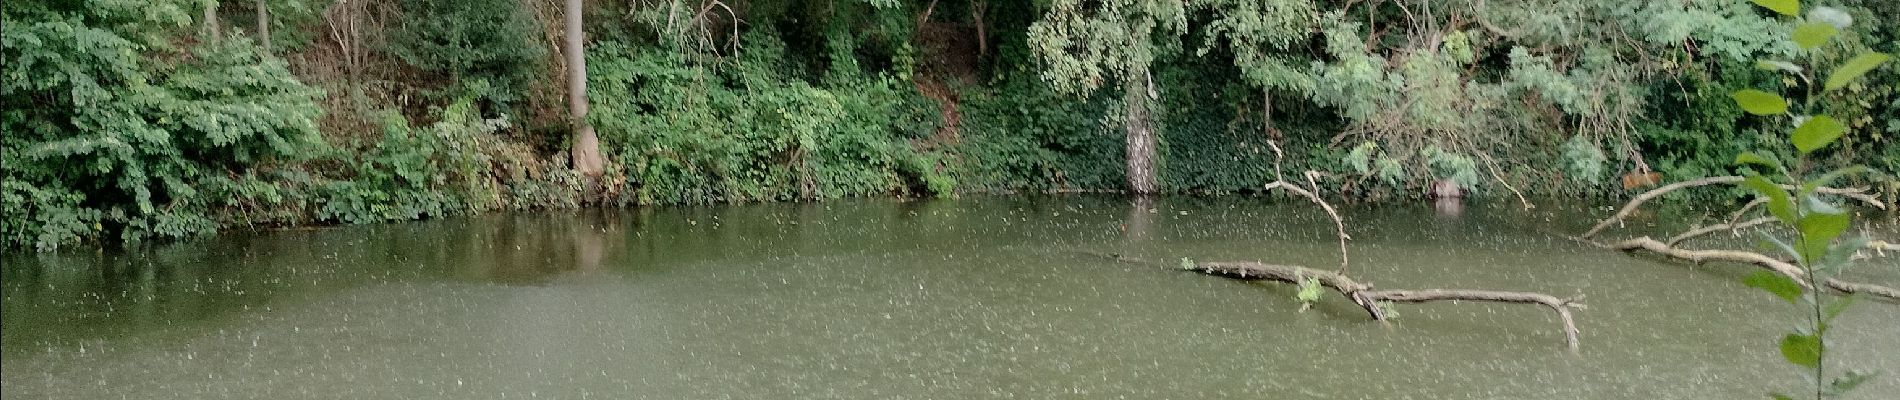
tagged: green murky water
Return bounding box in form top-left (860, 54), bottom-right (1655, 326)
top-left (4, 196), bottom-right (1897, 399)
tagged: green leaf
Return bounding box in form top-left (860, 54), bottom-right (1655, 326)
top-left (1824, 52), bottom-right (1892, 91)
top-left (1295, 277), bottom-right (1323, 303)
top-left (1797, 210), bottom-right (1851, 261)
top-left (1808, 7), bottom-right (1853, 29)
top-left (1798, 209), bottom-right (1850, 243)
top-left (1743, 270), bottom-right (1804, 304)
top-left (1769, 394), bottom-right (1794, 400)
top-left (1750, 0), bottom-right (1800, 16)
top-left (1823, 294), bottom-right (1858, 322)
top-left (1800, 194), bottom-right (1844, 217)
top-left (1755, 60), bottom-right (1803, 74)
top-left (1759, 231), bottom-right (1802, 261)
top-left (1824, 370), bottom-right (1878, 396)
top-left (1819, 236), bottom-right (1870, 276)
top-left (1791, 116), bottom-right (1845, 154)
top-left (1779, 333), bottom-right (1821, 368)
top-left (1742, 174), bottom-right (1797, 224)
top-left (1734, 152), bottom-right (1784, 171)
top-left (1791, 22), bottom-right (1838, 49)
top-left (1802, 165), bottom-right (1871, 190)
top-left (1731, 90), bottom-right (1788, 115)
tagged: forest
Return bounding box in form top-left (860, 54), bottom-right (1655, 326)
top-left (4, 0), bottom-right (1897, 250)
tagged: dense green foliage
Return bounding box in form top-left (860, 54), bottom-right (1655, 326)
top-left (387, 0), bottom-right (546, 112)
top-left (3, 1), bottom-right (323, 250)
top-left (4, 0), bottom-right (1898, 250)
top-left (587, 32), bottom-right (947, 204)
top-left (1, 0), bottom-right (575, 250)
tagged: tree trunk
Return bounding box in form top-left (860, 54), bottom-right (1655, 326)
top-left (564, 0), bottom-right (605, 175)
top-left (972, 1), bottom-right (987, 57)
top-left (256, 0), bottom-right (271, 51)
top-left (1123, 72), bottom-right (1158, 194)
top-left (1261, 89), bottom-right (1273, 138)
top-left (917, 0), bottom-right (937, 27)
top-left (204, 2), bottom-right (222, 41)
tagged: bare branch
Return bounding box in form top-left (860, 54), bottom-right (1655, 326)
top-left (1263, 176), bottom-right (1351, 273)
top-left (1664, 217), bottom-right (1775, 247)
top-left (1189, 261), bottom-right (1582, 351)
top-left (1591, 236), bottom-right (1900, 302)
top-left (1474, 149), bottom-right (1534, 210)
top-left (1726, 197), bottom-right (1768, 226)
top-left (1579, 176), bottom-right (1885, 239)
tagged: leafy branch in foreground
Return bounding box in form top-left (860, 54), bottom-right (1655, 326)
top-left (1731, 1), bottom-right (1891, 399)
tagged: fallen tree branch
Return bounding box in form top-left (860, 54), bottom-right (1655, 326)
top-left (1581, 177), bottom-right (1744, 239)
top-left (1827, 279), bottom-right (1900, 301)
top-left (1188, 261), bottom-right (1583, 351)
top-left (1871, 240), bottom-right (1898, 254)
top-left (1600, 236), bottom-right (1808, 284)
top-left (1579, 176), bottom-right (1886, 239)
top-left (1593, 236), bottom-right (1900, 302)
top-left (1365, 289), bottom-right (1580, 351)
top-left (1665, 217), bottom-right (1776, 246)
top-left (1264, 176), bottom-right (1352, 273)
top-left (1726, 197), bottom-right (1768, 226)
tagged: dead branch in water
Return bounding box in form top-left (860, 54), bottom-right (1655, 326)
top-left (1188, 261), bottom-right (1583, 351)
top-left (1258, 136), bottom-right (1352, 274)
top-left (1587, 237), bottom-right (1900, 302)
top-left (1578, 176), bottom-right (1886, 239)
top-left (1872, 240), bottom-right (1898, 256)
top-left (1263, 174), bottom-right (1352, 273)
top-left (1573, 176), bottom-right (1899, 303)
top-left (1726, 197), bottom-right (1769, 226)
top-left (1218, 156), bottom-right (1578, 350)
top-left (1664, 217), bottom-right (1776, 247)
top-left (1870, 240), bottom-right (1898, 250)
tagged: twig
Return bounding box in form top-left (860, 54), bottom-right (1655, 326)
top-left (1474, 150), bottom-right (1534, 210)
top-left (1726, 197), bottom-right (1768, 226)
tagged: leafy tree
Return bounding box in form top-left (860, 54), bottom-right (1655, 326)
top-left (1195, 0), bottom-right (1317, 141)
top-left (1028, 0), bottom-right (1189, 194)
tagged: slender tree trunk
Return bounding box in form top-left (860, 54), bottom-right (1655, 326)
top-left (565, 0), bottom-right (605, 175)
top-left (204, 2), bottom-right (222, 41)
top-left (1261, 89), bottom-right (1273, 138)
top-left (972, 1), bottom-right (987, 57)
top-left (1123, 72), bottom-right (1158, 194)
top-left (917, 0), bottom-right (937, 27)
top-left (256, 0), bottom-right (271, 51)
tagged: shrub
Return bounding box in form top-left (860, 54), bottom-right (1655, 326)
top-left (2, 7), bottom-right (323, 249)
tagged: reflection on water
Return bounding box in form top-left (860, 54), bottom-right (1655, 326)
top-left (459, 212), bottom-right (624, 283)
top-left (1123, 195), bottom-right (1155, 243)
top-left (2, 196), bottom-right (1897, 399)
top-left (1433, 197), bottom-right (1464, 218)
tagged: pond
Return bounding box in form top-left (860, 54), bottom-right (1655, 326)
top-left (4, 195), bottom-right (1897, 399)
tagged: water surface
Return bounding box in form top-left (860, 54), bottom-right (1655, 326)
top-left (4, 195), bottom-right (1897, 399)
